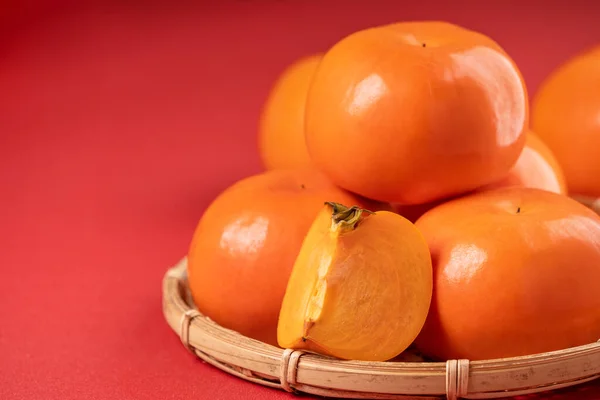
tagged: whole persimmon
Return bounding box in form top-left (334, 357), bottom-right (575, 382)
top-left (187, 169), bottom-right (385, 346)
top-left (305, 21), bottom-right (528, 204)
top-left (258, 54), bottom-right (322, 170)
top-left (414, 187), bottom-right (600, 361)
top-left (483, 132), bottom-right (567, 194)
top-left (532, 46), bottom-right (600, 197)
top-left (278, 202), bottom-right (432, 361)
top-left (394, 132), bottom-right (567, 222)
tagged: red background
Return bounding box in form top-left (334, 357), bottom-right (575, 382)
top-left (1, 1), bottom-right (600, 399)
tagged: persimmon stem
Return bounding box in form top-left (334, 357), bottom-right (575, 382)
top-left (324, 202), bottom-right (373, 231)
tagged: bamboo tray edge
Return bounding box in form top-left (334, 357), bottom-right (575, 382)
top-left (162, 257), bottom-right (600, 400)
top-left (162, 195), bottom-right (600, 399)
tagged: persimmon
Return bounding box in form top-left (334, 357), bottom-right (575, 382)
top-left (187, 169), bottom-right (385, 346)
top-left (305, 21), bottom-right (528, 204)
top-left (414, 187), bottom-right (600, 361)
top-left (532, 45), bottom-right (600, 197)
top-left (394, 132), bottom-right (566, 222)
top-left (483, 132), bottom-right (567, 194)
top-left (278, 202), bottom-right (433, 361)
top-left (258, 54), bottom-right (322, 170)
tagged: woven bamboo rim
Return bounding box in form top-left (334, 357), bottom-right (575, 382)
top-left (162, 195), bottom-right (600, 400)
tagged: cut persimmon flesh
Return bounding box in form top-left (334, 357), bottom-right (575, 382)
top-left (277, 202), bottom-right (433, 361)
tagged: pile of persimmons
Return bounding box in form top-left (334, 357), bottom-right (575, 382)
top-left (187, 22), bottom-right (600, 362)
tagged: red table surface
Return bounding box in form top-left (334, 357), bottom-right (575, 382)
top-left (1, 1), bottom-right (600, 399)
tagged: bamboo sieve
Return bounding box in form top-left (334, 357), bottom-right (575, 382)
top-left (161, 195), bottom-right (600, 400)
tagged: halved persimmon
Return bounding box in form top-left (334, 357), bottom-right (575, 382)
top-left (187, 169), bottom-right (385, 346)
top-left (277, 202), bottom-right (433, 361)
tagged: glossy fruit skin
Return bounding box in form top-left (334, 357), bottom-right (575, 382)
top-left (532, 46), bottom-right (600, 197)
top-left (187, 169), bottom-right (383, 346)
top-left (305, 21), bottom-right (528, 204)
top-left (277, 204), bottom-right (433, 361)
top-left (484, 132), bottom-right (567, 194)
top-left (258, 54), bottom-right (322, 170)
top-left (394, 133), bottom-right (566, 222)
top-left (414, 187), bottom-right (600, 361)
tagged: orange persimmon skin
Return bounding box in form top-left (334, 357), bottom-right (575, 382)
top-left (394, 132), bottom-right (567, 222)
top-left (532, 46), bottom-right (600, 197)
top-left (258, 54), bottom-right (322, 170)
top-left (305, 21), bottom-right (528, 204)
top-left (414, 187), bottom-right (600, 361)
top-left (484, 132), bottom-right (567, 194)
top-left (278, 204), bottom-right (433, 361)
top-left (187, 169), bottom-right (384, 346)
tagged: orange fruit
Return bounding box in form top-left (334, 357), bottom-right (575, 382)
top-left (394, 132), bottom-right (567, 221)
top-left (278, 202), bottom-right (432, 361)
top-left (394, 132), bottom-right (567, 222)
top-left (187, 169), bottom-right (385, 346)
top-left (484, 132), bottom-right (567, 194)
top-left (258, 54), bottom-right (322, 170)
top-left (532, 46), bottom-right (600, 197)
top-left (305, 21), bottom-right (528, 204)
top-left (414, 187), bottom-right (600, 361)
